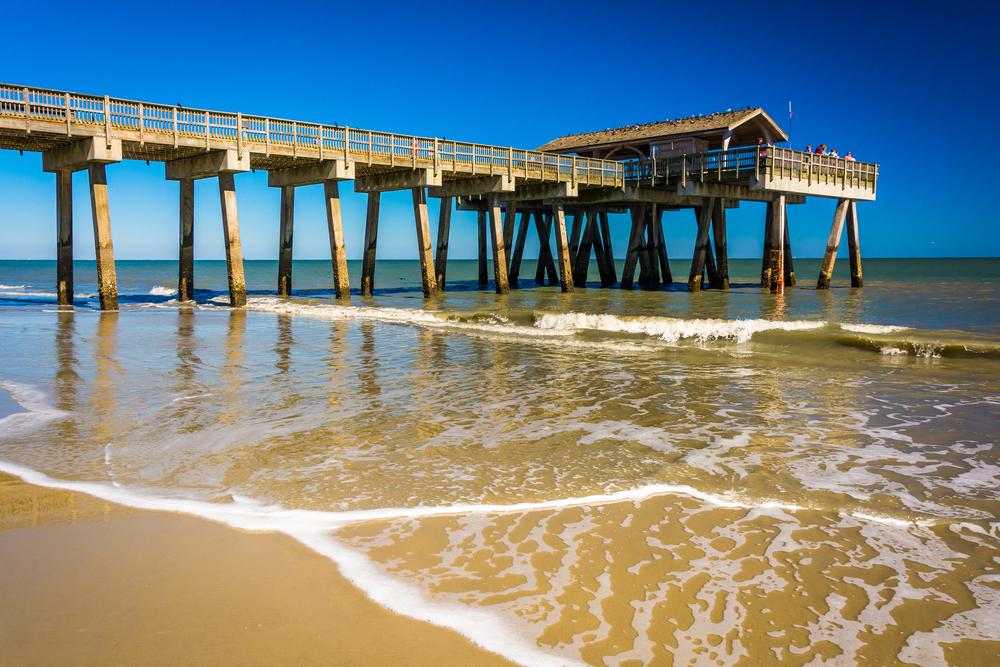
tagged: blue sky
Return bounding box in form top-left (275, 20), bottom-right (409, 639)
top-left (1, 0), bottom-right (997, 261)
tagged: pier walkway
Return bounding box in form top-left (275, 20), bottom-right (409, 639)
top-left (0, 84), bottom-right (878, 309)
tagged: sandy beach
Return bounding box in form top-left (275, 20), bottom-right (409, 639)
top-left (0, 472), bottom-right (516, 667)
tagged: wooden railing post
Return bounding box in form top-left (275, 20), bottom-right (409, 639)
top-left (65, 92), bottom-right (72, 137)
top-left (104, 94), bottom-right (112, 147)
top-left (344, 126), bottom-right (350, 162)
top-left (22, 87), bottom-right (30, 134)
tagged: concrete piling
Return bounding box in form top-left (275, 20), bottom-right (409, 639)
top-left (56, 170), bottom-right (73, 306)
top-left (486, 194), bottom-right (510, 294)
top-left (550, 200), bottom-right (575, 293)
top-left (324, 180), bottom-right (351, 300)
top-left (761, 201), bottom-right (774, 289)
top-left (434, 196), bottom-right (453, 291)
top-left (87, 163), bottom-right (118, 310)
top-left (769, 194), bottom-right (786, 295)
top-left (411, 187), bottom-right (437, 298)
top-left (277, 185), bottom-right (294, 297)
top-left (217, 172), bottom-right (247, 308)
top-left (179, 178), bottom-right (195, 302)
top-left (687, 199), bottom-right (715, 292)
top-left (846, 201), bottom-right (863, 287)
top-left (711, 200), bottom-right (729, 290)
top-left (508, 210), bottom-right (530, 287)
top-left (782, 215), bottom-right (796, 287)
top-left (621, 202), bottom-right (647, 289)
top-left (361, 192), bottom-right (380, 297)
top-left (477, 209), bottom-right (489, 285)
top-left (817, 198), bottom-right (849, 290)
top-left (599, 211), bottom-right (617, 285)
top-left (654, 207), bottom-right (671, 286)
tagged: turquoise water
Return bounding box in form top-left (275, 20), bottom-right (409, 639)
top-left (1, 257), bottom-right (999, 665)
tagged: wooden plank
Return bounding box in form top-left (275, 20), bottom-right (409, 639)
top-left (687, 199), bottom-right (715, 292)
top-left (487, 193), bottom-right (509, 294)
top-left (551, 200), bottom-right (575, 293)
top-left (434, 196), bottom-right (453, 291)
top-left (324, 180), bottom-right (350, 300)
top-left (816, 198), bottom-right (849, 289)
top-left (56, 170), bottom-right (73, 306)
top-left (508, 210), bottom-right (531, 288)
top-left (620, 202), bottom-right (647, 290)
top-left (277, 185), bottom-right (294, 297)
top-left (411, 187), bottom-right (438, 298)
top-left (217, 172), bottom-right (246, 308)
top-left (711, 199), bottom-right (729, 290)
top-left (846, 200), bottom-right (863, 287)
top-left (361, 192), bottom-right (380, 296)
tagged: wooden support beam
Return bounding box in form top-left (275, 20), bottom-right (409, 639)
top-left (486, 193), bottom-right (509, 294)
top-left (704, 232), bottom-right (718, 288)
top-left (550, 200), bottom-right (574, 293)
top-left (88, 163), bottom-right (118, 310)
top-left (761, 201), bottom-right (774, 289)
top-left (599, 211), bottom-right (617, 285)
top-left (816, 198), bottom-right (849, 290)
top-left (355, 168), bottom-right (441, 193)
top-left (654, 208), bottom-right (671, 285)
top-left (277, 185), bottom-right (294, 297)
top-left (687, 198), bottom-right (716, 292)
top-left (435, 196), bottom-right (453, 291)
top-left (621, 202), bottom-right (648, 290)
top-left (769, 194), bottom-right (786, 294)
top-left (572, 206), bottom-right (597, 287)
top-left (711, 200), bottom-right (729, 290)
top-left (590, 210), bottom-right (615, 287)
top-left (846, 201), bottom-right (863, 287)
top-left (782, 214), bottom-right (796, 287)
top-left (508, 210), bottom-right (530, 287)
top-left (56, 170), bottom-right (73, 306)
top-left (324, 180), bottom-right (350, 300)
top-left (217, 172), bottom-right (247, 307)
top-left (178, 178), bottom-right (195, 302)
top-left (477, 210), bottom-right (489, 285)
top-left (411, 187), bottom-right (437, 298)
top-left (361, 192), bottom-right (381, 296)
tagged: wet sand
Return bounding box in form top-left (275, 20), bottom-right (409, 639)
top-left (0, 473), bottom-right (517, 667)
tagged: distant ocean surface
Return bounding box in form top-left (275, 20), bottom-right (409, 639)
top-left (2, 257), bottom-right (999, 665)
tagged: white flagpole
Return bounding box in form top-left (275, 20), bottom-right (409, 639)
top-left (788, 101), bottom-right (793, 149)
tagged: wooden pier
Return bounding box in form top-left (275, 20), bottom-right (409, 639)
top-left (0, 85), bottom-right (878, 308)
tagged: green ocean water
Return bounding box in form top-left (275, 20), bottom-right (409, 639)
top-left (1, 257), bottom-right (999, 665)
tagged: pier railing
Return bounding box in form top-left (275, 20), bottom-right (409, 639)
top-left (622, 146), bottom-right (878, 194)
top-left (0, 84), bottom-right (625, 188)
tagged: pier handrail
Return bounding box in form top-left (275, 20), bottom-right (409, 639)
top-left (0, 83), bottom-right (625, 188)
top-left (622, 146), bottom-right (878, 194)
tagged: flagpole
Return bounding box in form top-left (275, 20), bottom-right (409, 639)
top-left (788, 101), bottom-right (793, 149)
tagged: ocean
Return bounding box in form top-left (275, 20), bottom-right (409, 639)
top-left (1, 257), bottom-right (999, 665)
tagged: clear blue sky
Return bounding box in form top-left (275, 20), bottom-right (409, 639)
top-left (1, 0), bottom-right (997, 261)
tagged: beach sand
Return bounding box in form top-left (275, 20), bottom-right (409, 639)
top-left (0, 473), bottom-right (517, 667)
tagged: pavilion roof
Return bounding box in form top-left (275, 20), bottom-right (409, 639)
top-left (535, 108), bottom-right (788, 153)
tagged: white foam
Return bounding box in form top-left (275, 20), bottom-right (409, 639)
top-left (0, 381), bottom-right (69, 438)
top-left (149, 285), bottom-right (178, 296)
top-left (880, 347), bottom-right (908, 356)
top-left (841, 323), bottom-right (908, 334)
top-left (0, 284), bottom-right (26, 289)
top-left (534, 313), bottom-right (825, 344)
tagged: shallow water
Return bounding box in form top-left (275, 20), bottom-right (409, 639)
top-left (1, 258), bottom-right (999, 665)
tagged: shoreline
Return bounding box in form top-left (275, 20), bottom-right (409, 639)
top-left (0, 472), bottom-right (517, 667)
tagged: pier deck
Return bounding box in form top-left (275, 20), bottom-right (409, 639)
top-left (0, 84), bottom-right (878, 307)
